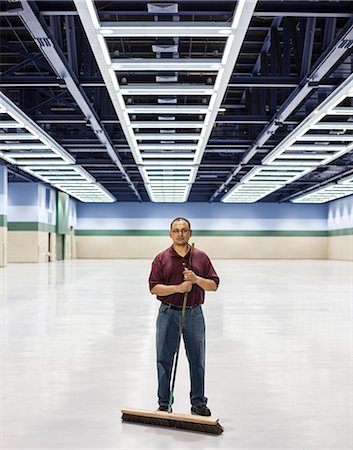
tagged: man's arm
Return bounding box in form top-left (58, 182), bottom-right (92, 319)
top-left (151, 281), bottom-right (192, 296)
top-left (183, 269), bottom-right (218, 292)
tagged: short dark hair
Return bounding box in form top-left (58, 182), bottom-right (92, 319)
top-left (170, 217), bottom-right (191, 230)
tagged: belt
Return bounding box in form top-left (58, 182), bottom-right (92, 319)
top-left (163, 302), bottom-right (200, 311)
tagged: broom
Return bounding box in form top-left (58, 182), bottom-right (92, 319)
top-left (121, 243), bottom-right (223, 435)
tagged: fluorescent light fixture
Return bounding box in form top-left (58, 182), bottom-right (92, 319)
top-left (74, 0), bottom-right (257, 203)
top-left (142, 160), bottom-right (196, 166)
top-left (241, 166), bottom-right (311, 184)
top-left (286, 144), bottom-right (348, 151)
top-left (311, 123), bottom-right (353, 130)
top-left (339, 174), bottom-right (353, 184)
top-left (53, 182), bottom-right (92, 186)
top-left (292, 184), bottom-right (353, 203)
top-left (265, 160), bottom-right (320, 166)
top-left (135, 134), bottom-right (200, 141)
top-left (120, 85), bottom-right (215, 96)
top-left (16, 160), bottom-right (69, 165)
top-left (22, 165), bottom-right (95, 183)
top-left (99, 22), bottom-right (233, 38)
top-left (328, 107), bottom-right (353, 115)
top-left (0, 92), bottom-right (74, 166)
top-left (139, 144), bottom-right (197, 150)
top-left (0, 143), bottom-right (49, 150)
top-left (42, 175), bottom-right (84, 179)
top-left (111, 59), bottom-right (222, 72)
top-left (274, 154), bottom-right (332, 160)
top-left (35, 171), bottom-right (81, 176)
top-left (5, 153), bottom-right (59, 158)
top-left (296, 135), bottom-right (353, 141)
top-left (148, 176), bottom-right (189, 180)
top-left (126, 106), bottom-right (209, 114)
top-left (130, 121), bottom-right (204, 129)
top-left (0, 121), bottom-right (24, 128)
top-left (149, 188), bottom-right (187, 193)
top-left (0, 133), bottom-right (39, 140)
top-left (141, 153), bottom-right (195, 159)
top-left (222, 182), bottom-right (283, 203)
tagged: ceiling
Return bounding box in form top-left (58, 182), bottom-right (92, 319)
top-left (1, 0), bottom-right (353, 203)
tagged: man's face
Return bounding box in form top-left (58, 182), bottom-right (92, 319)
top-left (169, 219), bottom-right (192, 246)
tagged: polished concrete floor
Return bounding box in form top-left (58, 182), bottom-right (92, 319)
top-left (1, 259), bottom-right (352, 449)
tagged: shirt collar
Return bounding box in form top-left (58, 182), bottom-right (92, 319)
top-left (169, 245), bottom-right (191, 258)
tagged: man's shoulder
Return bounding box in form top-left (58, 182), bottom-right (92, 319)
top-left (194, 247), bottom-right (207, 256)
top-left (153, 246), bottom-right (172, 261)
top-left (193, 247), bottom-right (211, 260)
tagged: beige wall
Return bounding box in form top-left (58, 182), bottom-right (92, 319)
top-left (77, 236), bottom-right (171, 259)
top-left (8, 231), bottom-right (52, 263)
top-left (328, 235), bottom-right (353, 261)
top-left (6, 231), bottom-right (351, 262)
top-left (0, 227), bottom-right (7, 267)
top-left (76, 235), bottom-right (328, 259)
top-left (63, 227), bottom-right (76, 260)
top-left (7, 230), bottom-right (76, 263)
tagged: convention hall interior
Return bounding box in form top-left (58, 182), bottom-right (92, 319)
top-left (0, 0), bottom-right (352, 449)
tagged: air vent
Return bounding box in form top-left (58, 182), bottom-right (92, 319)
top-left (147, 3), bottom-right (178, 14)
top-left (156, 75), bottom-right (178, 82)
top-left (152, 44), bottom-right (178, 53)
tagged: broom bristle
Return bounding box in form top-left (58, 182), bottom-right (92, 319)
top-left (121, 410), bottom-right (224, 435)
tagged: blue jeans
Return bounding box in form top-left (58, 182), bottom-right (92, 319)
top-left (156, 303), bottom-right (207, 407)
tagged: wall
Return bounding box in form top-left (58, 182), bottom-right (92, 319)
top-left (0, 165), bottom-right (7, 267)
top-left (327, 195), bottom-right (353, 261)
top-left (66, 197), bottom-right (77, 259)
top-left (7, 183), bottom-right (56, 262)
top-left (75, 202), bottom-right (328, 259)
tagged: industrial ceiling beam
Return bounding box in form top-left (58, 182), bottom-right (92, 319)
top-left (209, 16), bottom-right (353, 202)
top-left (15, 0), bottom-right (141, 201)
top-left (279, 169), bottom-right (353, 202)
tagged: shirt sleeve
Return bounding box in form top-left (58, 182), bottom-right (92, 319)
top-left (148, 256), bottom-right (163, 291)
top-left (203, 254), bottom-right (220, 287)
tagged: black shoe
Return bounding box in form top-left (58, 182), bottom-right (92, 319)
top-left (158, 405), bottom-right (172, 412)
top-left (191, 405), bottom-right (211, 416)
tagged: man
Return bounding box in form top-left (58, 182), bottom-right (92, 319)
top-left (149, 217), bottom-right (219, 417)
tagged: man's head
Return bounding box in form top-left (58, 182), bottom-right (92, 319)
top-left (169, 217), bottom-right (192, 246)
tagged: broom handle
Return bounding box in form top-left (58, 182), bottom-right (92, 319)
top-left (168, 243), bottom-right (194, 413)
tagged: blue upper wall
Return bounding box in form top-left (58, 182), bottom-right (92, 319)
top-left (328, 195), bottom-right (353, 230)
top-left (77, 202), bottom-right (327, 219)
top-left (76, 202), bottom-right (328, 232)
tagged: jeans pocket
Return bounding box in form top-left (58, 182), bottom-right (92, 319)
top-left (159, 303), bottom-right (169, 314)
top-left (191, 305), bottom-right (203, 316)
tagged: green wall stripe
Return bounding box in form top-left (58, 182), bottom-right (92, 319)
top-left (328, 227), bottom-right (353, 237)
top-left (75, 229), bottom-right (168, 236)
top-left (0, 215), bottom-right (7, 227)
top-left (6, 224), bottom-right (352, 236)
top-left (75, 229), bottom-right (331, 237)
top-left (8, 222), bottom-right (56, 233)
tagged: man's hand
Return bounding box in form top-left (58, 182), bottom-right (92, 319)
top-left (183, 268), bottom-right (198, 284)
top-left (183, 268), bottom-right (218, 292)
top-left (177, 280), bottom-right (193, 293)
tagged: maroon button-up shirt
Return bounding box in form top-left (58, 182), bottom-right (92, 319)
top-left (149, 246), bottom-right (220, 307)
